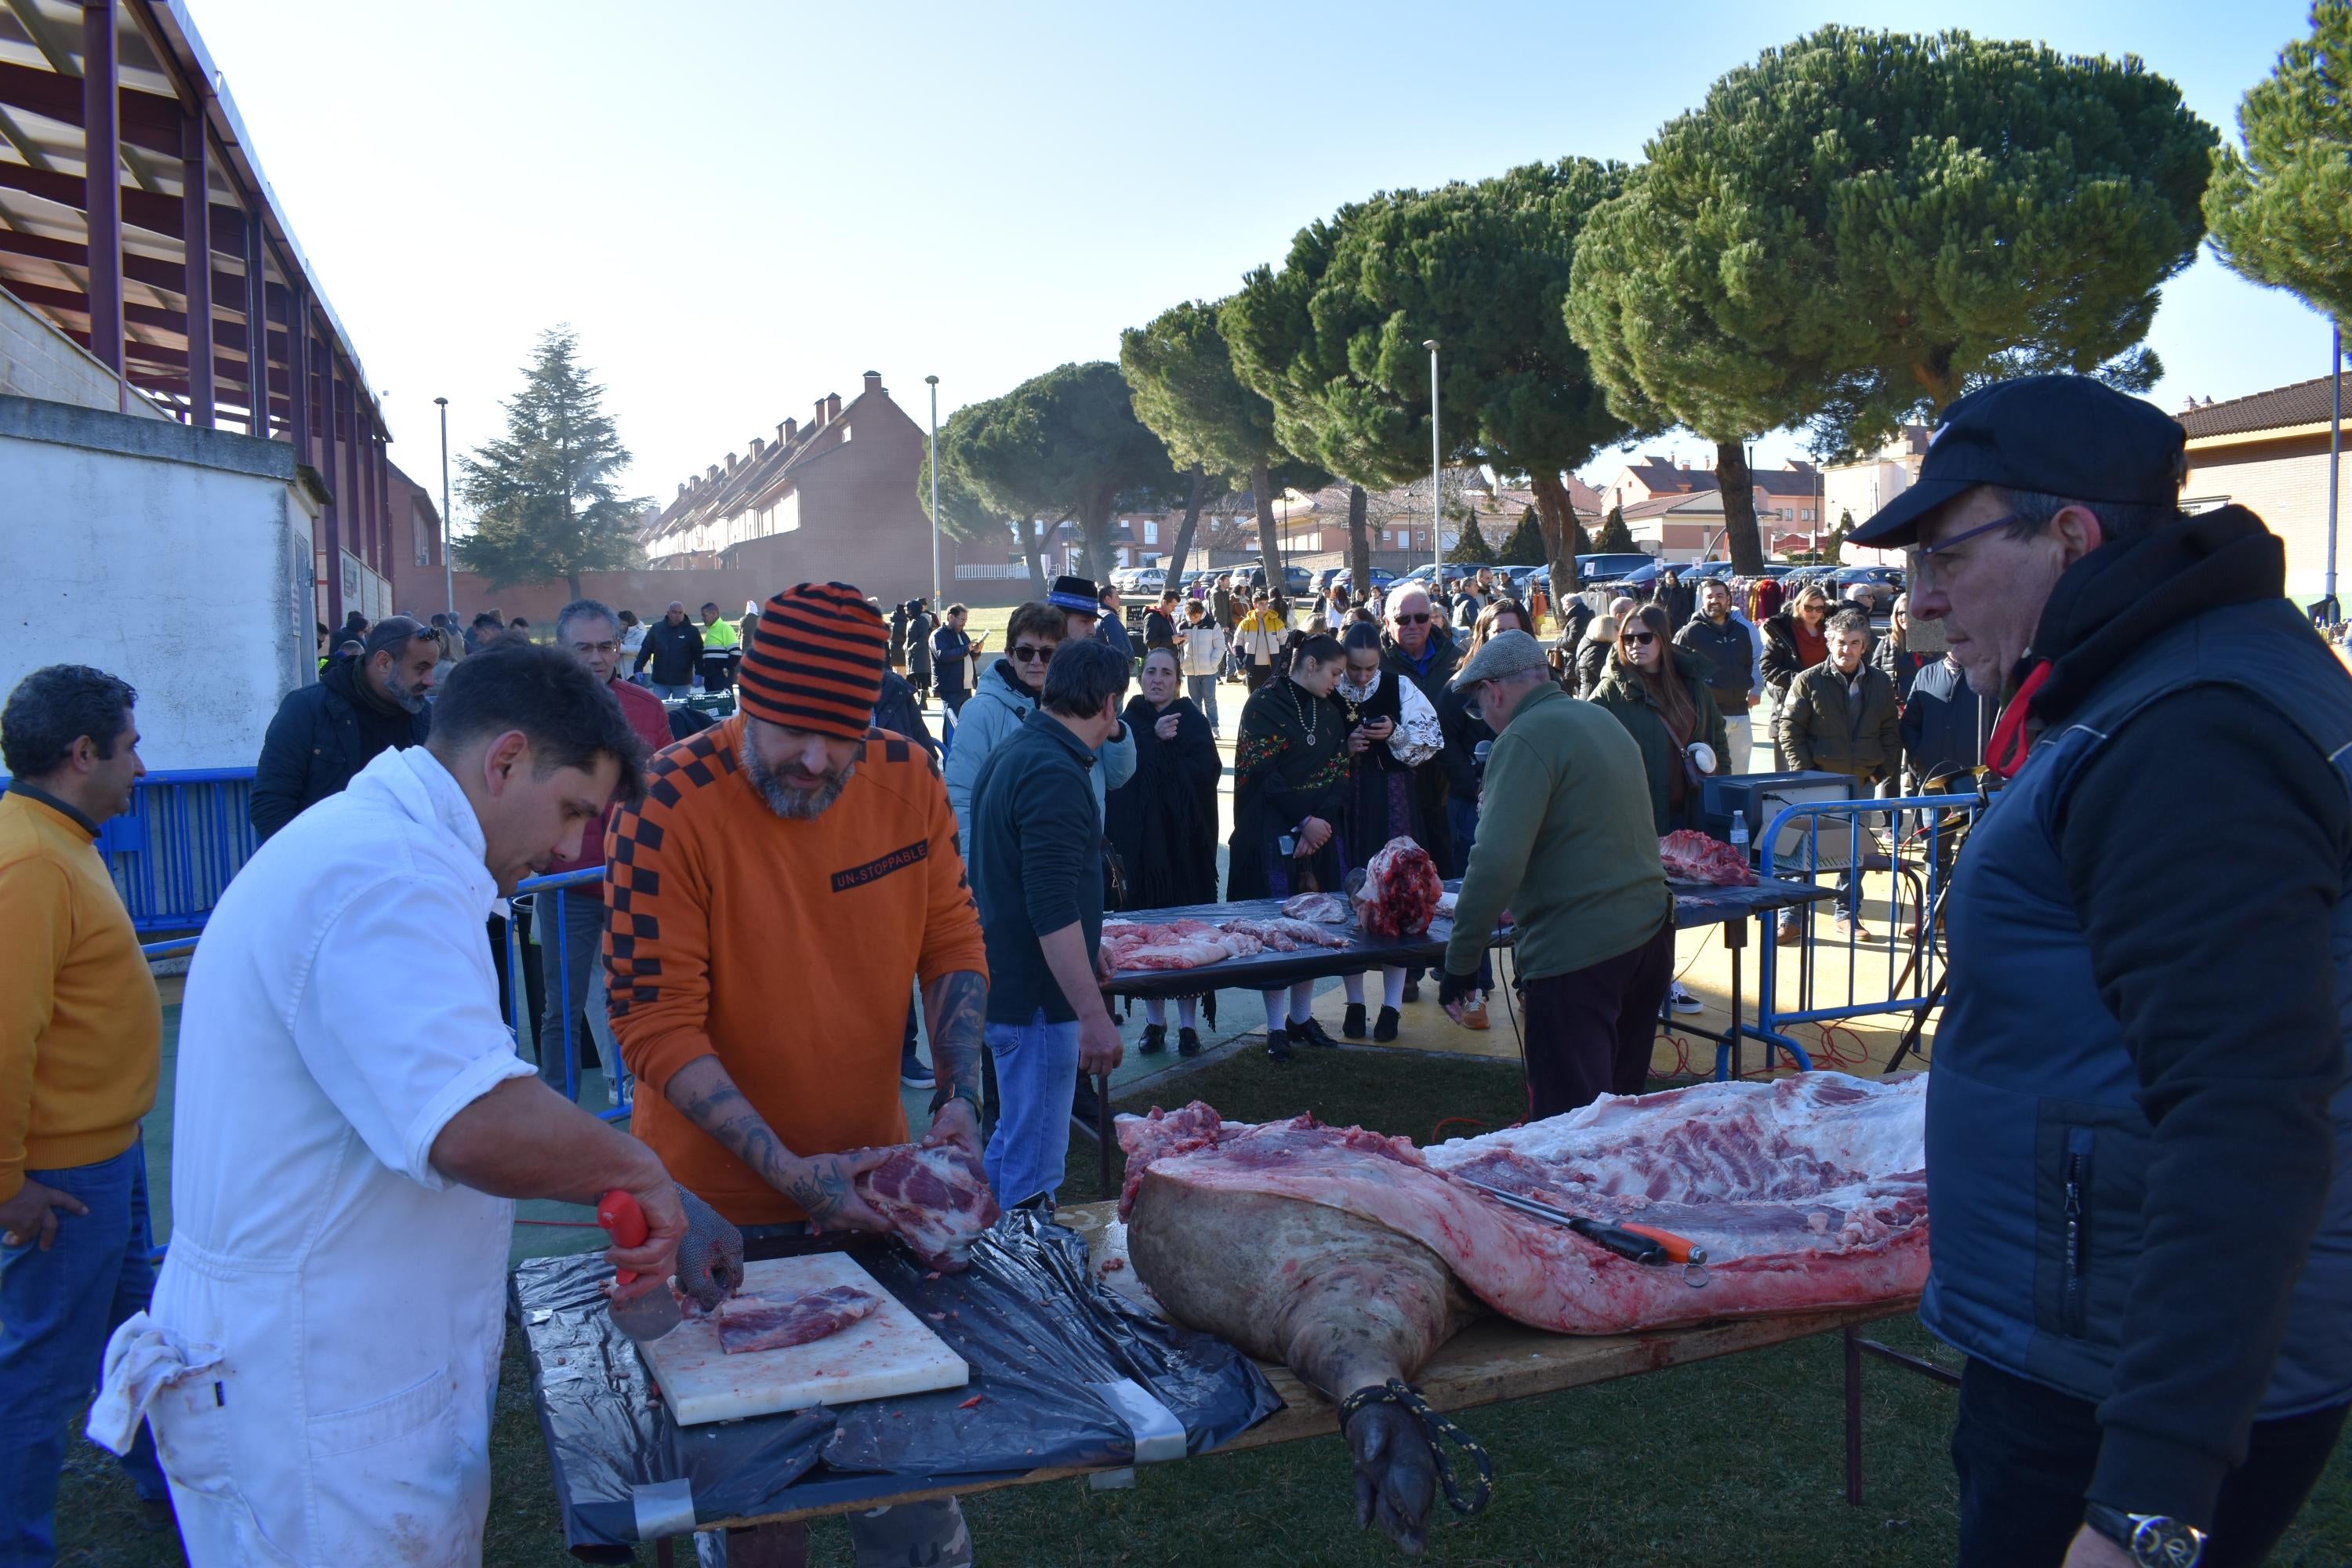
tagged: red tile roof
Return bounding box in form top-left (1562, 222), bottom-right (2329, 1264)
top-left (2177, 374), bottom-right (2352, 440)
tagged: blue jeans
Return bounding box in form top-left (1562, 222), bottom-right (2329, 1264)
top-left (982, 1010), bottom-right (1080, 1210)
top-left (652, 681), bottom-right (692, 700)
top-left (1186, 674), bottom-right (1220, 731)
top-left (1446, 797), bottom-right (1494, 990)
top-left (0, 1142), bottom-right (167, 1566)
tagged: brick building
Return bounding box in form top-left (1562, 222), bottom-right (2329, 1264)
top-left (2179, 374), bottom-right (2352, 606)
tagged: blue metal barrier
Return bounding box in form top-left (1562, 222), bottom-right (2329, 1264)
top-left (2, 767), bottom-right (259, 933)
top-left (1751, 789), bottom-right (1987, 1071)
top-left (507, 866), bottom-right (632, 1123)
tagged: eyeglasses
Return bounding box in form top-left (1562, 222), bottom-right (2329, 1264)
top-left (1621, 631), bottom-right (1658, 647)
top-left (1010, 644), bottom-right (1054, 663)
top-left (1910, 514), bottom-right (2019, 593)
top-left (1395, 612), bottom-right (1432, 625)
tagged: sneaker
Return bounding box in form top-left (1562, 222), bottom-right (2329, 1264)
top-left (1834, 915), bottom-right (1874, 943)
top-left (1341, 1002), bottom-right (1369, 1039)
top-left (1138, 1023), bottom-right (1168, 1055)
top-left (899, 1051), bottom-right (936, 1089)
top-left (1669, 982), bottom-right (1704, 1014)
top-left (1294, 1016), bottom-right (1341, 1049)
top-left (1401, 977), bottom-right (1421, 1004)
top-left (1374, 1005), bottom-right (1401, 1043)
top-left (1459, 997), bottom-right (1490, 1030)
top-left (1178, 1026), bottom-right (1203, 1058)
top-left (1266, 1028), bottom-right (1295, 1062)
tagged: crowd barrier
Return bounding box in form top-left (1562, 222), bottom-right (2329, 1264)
top-left (1, 767), bottom-right (259, 933)
top-left (506, 866), bottom-right (632, 1124)
top-left (1751, 789), bottom-right (1989, 1069)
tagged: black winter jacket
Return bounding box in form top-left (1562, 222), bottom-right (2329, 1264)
top-left (633, 618), bottom-right (703, 685)
top-left (249, 659), bottom-right (430, 841)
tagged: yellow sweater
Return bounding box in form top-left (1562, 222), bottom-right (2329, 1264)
top-left (0, 790), bottom-right (159, 1199)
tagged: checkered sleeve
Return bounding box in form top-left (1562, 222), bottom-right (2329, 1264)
top-left (602, 740), bottom-right (719, 1094)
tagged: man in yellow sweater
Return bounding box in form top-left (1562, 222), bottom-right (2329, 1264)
top-left (0, 665), bottom-right (169, 1559)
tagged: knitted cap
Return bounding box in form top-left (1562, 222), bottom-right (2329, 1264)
top-left (738, 583), bottom-right (887, 738)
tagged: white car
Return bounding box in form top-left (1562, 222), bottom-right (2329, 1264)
top-left (1111, 566), bottom-right (1167, 594)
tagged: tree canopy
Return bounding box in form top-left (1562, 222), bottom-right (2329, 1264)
top-left (942, 361), bottom-right (1177, 583)
top-left (1450, 510), bottom-right (1498, 564)
top-left (1594, 506), bottom-right (1637, 554)
top-left (1566, 27), bottom-right (2214, 568)
top-left (2205, 1), bottom-right (2352, 328)
top-left (456, 328), bottom-right (646, 597)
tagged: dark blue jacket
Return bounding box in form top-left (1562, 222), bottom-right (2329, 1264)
top-left (1927, 507), bottom-right (2352, 1527)
top-left (1896, 655), bottom-right (1990, 786)
top-left (249, 659), bottom-right (430, 841)
top-left (967, 709), bottom-right (1103, 1026)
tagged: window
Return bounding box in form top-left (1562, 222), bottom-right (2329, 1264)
top-left (1145, 520), bottom-right (1159, 544)
top-left (1780, 507), bottom-right (1794, 521)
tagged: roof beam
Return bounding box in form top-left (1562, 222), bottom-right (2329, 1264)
top-left (0, 223), bottom-right (253, 303)
top-left (0, 157), bottom-right (245, 252)
top-left (0, 0), bottom-right (74, 75)
top-left (0, 61), bottom-right (185, 158)
top-left (0, 103), bottom-right (54, 170)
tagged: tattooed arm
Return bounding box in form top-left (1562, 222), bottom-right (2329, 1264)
top-left (662, 1054), bottom-right (894, 1233)
top-left (919, 969), bottom-right (987, 1157)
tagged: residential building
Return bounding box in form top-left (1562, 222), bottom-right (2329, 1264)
top-left (2179, 374), bottom-right (2352, 604)
top-left (1820, 426), bottom-right (1931, 540)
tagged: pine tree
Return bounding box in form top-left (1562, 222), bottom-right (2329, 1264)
top-left (1450, 506), bottom-right (1499, 564)
top-left (2205, 1), bottom-right (2352, 328)
top-left (457, 328), bottom-right (646, 597)
top-left (1500, 505), bottom-right (1548, 565)
top-left (1595, 506), bottom-right (1637, 553)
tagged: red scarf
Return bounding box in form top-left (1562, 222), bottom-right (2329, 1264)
top-left (1986, 660), bottom-right (2053, 779)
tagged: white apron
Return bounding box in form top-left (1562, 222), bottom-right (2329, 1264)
top-left (101, 747), bottom-right (534, 1566)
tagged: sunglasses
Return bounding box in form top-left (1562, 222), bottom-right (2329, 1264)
top-left (1621, 631), bottom-right (1658, 647)
top-left (1010, 644), bottom-right (1055, 663)
top-left (1395, 612), bottom-right (1432, 625)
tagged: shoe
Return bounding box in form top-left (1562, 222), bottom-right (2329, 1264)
top-left (1138, 1023), bottom-right (1167, 1055)
top-left (1266, 1028), bottom-right (1295, 1062)
top-left (137, 1496), bottom-right (175, 1534)
top-left (1776, 916), bottom-right (1802, 947)
top-left (1178, 1026), bottom-right (1203, 1058)
top-left (899, 1051), bottom-right (936, 1089)
top-left (1374, 1006), bottom-right (1401, 1043)
top-left (1342, 1002), bottom-right (1369, 1039)
top-left (1401, 978), bottom-right (1422, 1003)
top-left (1670, 982), bottom-right (1704, 1014)
top-left (1460, 998), bottom-right (1490, 1030)
top-left (1294, 1016), bottom-right (1341, 1049)
top-left (1834, 915), bottom-right (1874, 943)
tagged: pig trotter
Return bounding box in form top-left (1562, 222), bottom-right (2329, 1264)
top-left (1339, 1381), bottom-right (1492, 1555)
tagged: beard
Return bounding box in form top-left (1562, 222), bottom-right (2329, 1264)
top-left (740, 727), bottom-right (859, 820)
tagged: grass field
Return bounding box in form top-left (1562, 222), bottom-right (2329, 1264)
top-left (53, 1047), bottom-right (2352, 1566)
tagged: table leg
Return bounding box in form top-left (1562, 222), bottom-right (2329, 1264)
top-left (1723, 916), bottom-right (1747, 1081)
top-left (1096, 1070), bottom-right (1113, 1192)
top-left (656, 1539), bottom-right (672, 1567)
top-left (1844, 1325), bottom-right (1864, 1506)
top-left (728, 1520), bottom-right (810, 1566)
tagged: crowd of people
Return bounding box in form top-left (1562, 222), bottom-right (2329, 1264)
top-left (7, 376), bottom-right (2350, 1568)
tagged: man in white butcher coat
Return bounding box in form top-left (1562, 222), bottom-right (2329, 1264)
top-left (97, 644), bottom-right (706, 1566)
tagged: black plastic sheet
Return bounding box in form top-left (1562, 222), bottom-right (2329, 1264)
top-left (510, 1210), bottom-right (1283, 1551)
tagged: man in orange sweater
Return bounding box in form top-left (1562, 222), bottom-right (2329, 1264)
top-left (606, 583), bottom-right (988, 1565)
top-left (0, 666), bottom-right (170, 1557)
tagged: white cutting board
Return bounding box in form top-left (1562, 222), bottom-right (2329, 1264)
top-left (637, 1252), bottom-right (967, 1426)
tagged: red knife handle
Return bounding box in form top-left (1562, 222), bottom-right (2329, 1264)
top-left (597, 1189), bottom-right (647, 1287)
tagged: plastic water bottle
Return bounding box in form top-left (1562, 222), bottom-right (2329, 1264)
top-left (1730, 813), bottom-right (1751, 863)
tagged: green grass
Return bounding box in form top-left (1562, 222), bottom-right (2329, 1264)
top-left (54, 1048), bottom-right (2352, 1565)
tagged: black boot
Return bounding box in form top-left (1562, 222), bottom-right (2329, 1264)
top-left (1342, 1003), bottom-right (1369, 1039)
top-left (1266, 1027), bottom-right (1294, 1062)
top-left (1178, 1026), bottom-right (1203, 1058)
top-left (1294, 1016), bottom-right (1341, 1050)
top-left (1401, 975), bottom-right (1421, 1004)
top-left (1139, 1023), bottom-right (1167, 1055)
top-left (1374, 1005), bottom-right (1401, 1043)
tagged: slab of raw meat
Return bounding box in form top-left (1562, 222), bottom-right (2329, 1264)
top-left (1351, 837), bottom-right (1445, 937)
top-left (1280, 892), bottom-right (1352, 924)
top-left (850, 1143), bottom-right (1001, 1272)
top-left (1659, 829), bottom-right (1757, 887)
top-left (1102, 920), bottom-right (1261, 972)
top-left (1218, 916), bottom-right (1352, 952)
top-left (1118, 1073), bottom-right (1926, 1334)
top-left (713, 1283), bottom-right (880, 1354)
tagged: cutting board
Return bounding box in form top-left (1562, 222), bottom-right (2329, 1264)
top-left (636, 1252), bottom-right (967, 1426)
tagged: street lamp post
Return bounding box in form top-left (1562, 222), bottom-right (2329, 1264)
top-left (925, 375), bottom-right (942, 609)
top-left (434, 396), bottom-right (453, 619)
top-left (1424, 339), bottom-right (1442, 573)
top-left (2328, 325), bottom-right (2343, 626)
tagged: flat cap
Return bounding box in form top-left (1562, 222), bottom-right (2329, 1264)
top-left (1450, 628), bottom-right (1548, 688)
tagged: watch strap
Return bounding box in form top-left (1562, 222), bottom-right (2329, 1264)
top-left (928, 1082), bottom-right (983, 1120)
top-left (2085, 1504), bottom-right (2206, 1568)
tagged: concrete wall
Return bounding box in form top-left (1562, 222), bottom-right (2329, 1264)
top-left (0, 394), bottom-right (311, 771)
top-left (0, 285), bottom-right (166, 420)
top-left (2185, 431), bottom-right (2352, 602)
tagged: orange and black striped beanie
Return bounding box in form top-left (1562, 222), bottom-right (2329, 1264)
top-left (737, 583), bottom-right (887, 738)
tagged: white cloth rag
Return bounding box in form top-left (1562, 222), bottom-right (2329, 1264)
top-left (86, 1310), bottom-right (223, 1456)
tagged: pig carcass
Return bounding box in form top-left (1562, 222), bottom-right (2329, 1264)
top-left (850, 1143), bottom-right (1000, 1272)
top-left (1119, 1073), bottom-right (1926, 1553)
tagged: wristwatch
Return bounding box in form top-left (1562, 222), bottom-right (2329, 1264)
top-left (2084, 1504), bottom-right (2206, 1567)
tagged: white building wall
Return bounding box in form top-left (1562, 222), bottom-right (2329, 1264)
top-left (0, 395), bottom-right (314, 771)
top-left (0, 285), bottom-right (167, 420)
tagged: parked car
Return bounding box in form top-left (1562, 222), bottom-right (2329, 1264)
top-left (1681, 561), bottom-right (1739, 582)
top-left (1243, 564), bottom-right (1315, 599)
top-left (1109, 566), bottom-right (1167, 594)
top-left (1398, 562), bottom-right (1477, 589)
top-left (1329, 568), bottom-right (1398, 596)
top-left (1575, 553), bottom-right (1657, 587)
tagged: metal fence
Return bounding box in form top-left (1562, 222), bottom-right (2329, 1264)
top-left (1751, 789), bottom-right (1988, 1069)
top-left (2, 767), bottom-right (259, 932)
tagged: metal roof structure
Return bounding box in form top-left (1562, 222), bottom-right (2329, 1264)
top-left (0, 0), bottom-right (394, 623)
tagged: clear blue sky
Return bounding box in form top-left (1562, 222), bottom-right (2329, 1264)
top-left (184, 0), bottom-right (2338, 504)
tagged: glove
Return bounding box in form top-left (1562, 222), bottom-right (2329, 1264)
top-left (673, 1186), bottom-right (746, 1311)
top-left (1436, 970), bottom-right (1479, 1010)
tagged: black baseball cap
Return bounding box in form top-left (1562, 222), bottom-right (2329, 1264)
top-left (1849, 375), bottom-right (2186, 547)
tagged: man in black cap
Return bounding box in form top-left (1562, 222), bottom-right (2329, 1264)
top-left (1850, 374), bottom-right (2352, 1568)
top-left (249, 615), bottom-right (437, 840)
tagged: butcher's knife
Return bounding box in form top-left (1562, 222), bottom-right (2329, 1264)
top-left (1457, 1178), bottom-right (1711, 1287)
top-left (597, 1189), bottom-right (684, 1345)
